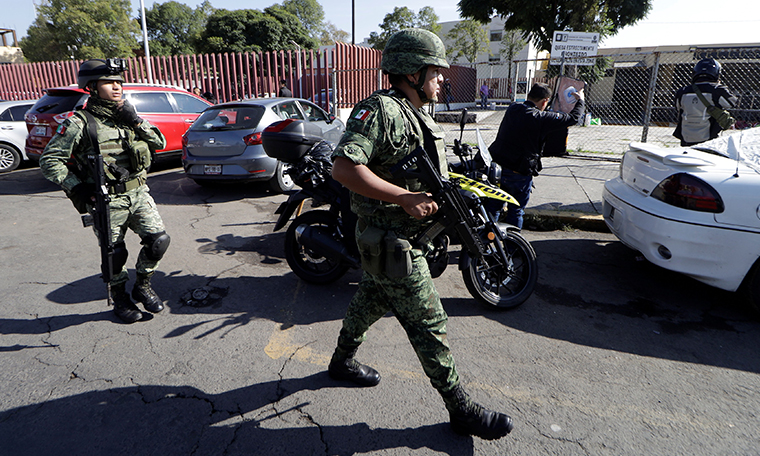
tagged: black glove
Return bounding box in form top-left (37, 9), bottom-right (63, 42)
top-left (116, 101), bottom-right (142, 127)
top-left (68, 183), bottom-right (96, 214)
top-left (71, 183), bottom-right (96, 201)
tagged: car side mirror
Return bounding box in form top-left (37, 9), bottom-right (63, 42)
top-left (328, 114), bottom-right (336, 124)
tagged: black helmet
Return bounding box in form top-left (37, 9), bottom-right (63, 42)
top-left (693, 58), bottom-right (721, 82)
top-left (77, 58), bottom-right (127, 89)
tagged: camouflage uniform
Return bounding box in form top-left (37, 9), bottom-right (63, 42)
top-left (331, 87), bottom-right (461, 394)
top-left (40, 106), bottom-right (167, 288)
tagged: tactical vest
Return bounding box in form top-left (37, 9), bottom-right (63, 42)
top-left (73, 110), bottom-right (151, 191)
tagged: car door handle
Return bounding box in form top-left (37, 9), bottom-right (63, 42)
top-left (184, 119), bottom-right (195, 123)
top-left (0, 126), bottom-right (12, 130)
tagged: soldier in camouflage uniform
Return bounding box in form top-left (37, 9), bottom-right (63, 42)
top-left (40, 59), bottom-right (170, 324)
top-left (327, 29), bottom-right (514, 440)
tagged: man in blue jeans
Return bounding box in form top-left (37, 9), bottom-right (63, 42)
top-left (489, 82), bottom-right (585, 228)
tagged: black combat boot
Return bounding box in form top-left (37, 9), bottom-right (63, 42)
top-left (442, 384), bottom-right (514, 440)
top-left (131, 274), bottom-right (164, 313)
top-left (328, 348), bottom-right (381, 387)
top-left (111, 283), bottom-right (143, 323)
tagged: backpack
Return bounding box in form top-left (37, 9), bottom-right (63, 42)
top-left (692, 84), bottom-right (735, 130)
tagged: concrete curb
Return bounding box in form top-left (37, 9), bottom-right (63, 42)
top-left (524, 209), bottom-right (609, 233)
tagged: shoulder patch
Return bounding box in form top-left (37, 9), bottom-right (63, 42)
top-left (56, 124), bottom-right (67, 135)
top-left (354, 109), bottom-right (372, 121)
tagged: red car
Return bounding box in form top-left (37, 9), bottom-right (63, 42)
top-left (25, 84), bottom-right (212, 162)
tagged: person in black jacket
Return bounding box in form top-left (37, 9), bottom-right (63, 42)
top-left (673, 58), bottom-right (737, 146)
top-left (489, 82), bottom-right (584, 228)
top-left (278, 79), bottom-right (293, 98)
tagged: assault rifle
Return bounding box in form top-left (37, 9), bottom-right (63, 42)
top-left (390, 146), bottom-right (488, 256)
top-left (81, 153), bottom-right (115, 302)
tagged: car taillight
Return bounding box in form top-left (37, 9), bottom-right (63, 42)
top-left (53, 111), bottom-right (75, 124)
top-left (244, 132), bottom-right (262, 146)
top-left (650, 173), bottom-right (724, 213)
top-left (181, 134), bottom-right (188, 160)
top-left (263, 119), bottom-right (296, 133)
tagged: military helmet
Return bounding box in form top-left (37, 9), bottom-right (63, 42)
top-left (693, 58), bottom-right (721, 82)
top-left (77, 58), bottom-right (127, 89)
top-left (381, 28), bottom-right (449, 75)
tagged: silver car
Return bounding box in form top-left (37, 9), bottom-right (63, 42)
top-left (182, 97), bottom-right (345, 192)
top-left (0, 100), bottom-right (36, 173)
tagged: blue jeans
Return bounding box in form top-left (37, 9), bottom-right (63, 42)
top-left (499, 171), bottom-right (533, 229)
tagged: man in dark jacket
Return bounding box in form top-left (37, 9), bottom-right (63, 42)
top-left (278, 79), bottom-right (293, 97)
top-left (489, 82), bottom-right (584, 228)
top-left (673, 58), bottom-right (737, 146)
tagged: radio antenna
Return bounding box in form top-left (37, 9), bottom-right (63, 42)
top-left (730, 135), bottom-right (740, 178)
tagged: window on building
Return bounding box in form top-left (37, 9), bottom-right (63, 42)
top-left (490, 31), bottom-right (502, 42)
top-left (489, 54), bottom-right (501, 62)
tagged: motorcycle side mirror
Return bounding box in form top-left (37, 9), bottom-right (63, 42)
top-left (459, 108), bottom-right (468, 143)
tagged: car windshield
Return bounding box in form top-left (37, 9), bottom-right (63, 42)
top-left (191, 106), bottom-right (265, 131)
top-left (30, 93), bottom-right (86, 114)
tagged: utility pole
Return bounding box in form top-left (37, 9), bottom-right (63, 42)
top-left (139, 0), bottom-right (153, 84)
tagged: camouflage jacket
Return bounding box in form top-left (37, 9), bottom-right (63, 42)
top-left (332, 88), bottom-right (447, 233)
top-left (40, 109), bottom-right (166, 193)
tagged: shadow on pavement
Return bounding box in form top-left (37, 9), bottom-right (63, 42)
top-left (0, 373), bottom-right (475, 456)
top-left (442, 237), bottom-right (760, 375)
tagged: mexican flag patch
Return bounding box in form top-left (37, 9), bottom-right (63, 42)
top-left (354, 109), bottom-right (371, 121)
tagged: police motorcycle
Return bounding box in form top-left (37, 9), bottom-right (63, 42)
top-left (262, 115), bottom-right (537, 309)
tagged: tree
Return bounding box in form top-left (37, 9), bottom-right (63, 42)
top-left (198, 7), bottom-right (318, 54)
top-left (282, 0), bottom-right (325, 40)
top-left (500, 28), bottom-right (526, 75)
top-left (445, 19), bottom-right (489, 64)
top-left (141, 1), bottom-right (213, 56)
top-left (319, 22), bottom-right (350, 45)
top-left (458, 0), bottom-right (651, 52)
top-left (20, 0), bottom-right (139, 62)
top-left (367, 6), bottom-right (441, 50)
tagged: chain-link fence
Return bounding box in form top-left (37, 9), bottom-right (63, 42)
top-left (446, 46), bottom-right (760, 157)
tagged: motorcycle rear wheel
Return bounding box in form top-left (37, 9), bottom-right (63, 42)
top-left (285, 210), bottom-right (350, 284)
top-left (462, 231), bottom-right (537, 309)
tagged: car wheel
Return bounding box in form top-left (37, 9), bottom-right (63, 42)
top-left (0, 144), bottom-right (21, 173)
top-left (740, 261), bottom-right (760, 319)
top-left (269, 161), bottom-right (294, 193)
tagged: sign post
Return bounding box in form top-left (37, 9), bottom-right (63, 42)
top-left (550, 31), bottom-right (599, 66)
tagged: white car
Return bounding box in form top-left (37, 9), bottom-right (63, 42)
top-left (603, 128), bottom-right (760, 315)
top-left (0, 100), bottom-right (36, 173)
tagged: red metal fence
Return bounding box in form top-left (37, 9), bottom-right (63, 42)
top-left (0, 43), bottom-right (383, 113)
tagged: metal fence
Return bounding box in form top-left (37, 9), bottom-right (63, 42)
top-left (0, 42), bottom-right (383, 115)
top-left (3, 43), bottom-right (758, 157)
top-left (461, 46), bottom-right (760, 155)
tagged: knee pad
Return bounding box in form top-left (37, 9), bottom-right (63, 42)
top-left (113, 241), bottom-right (129, 272)
top-left (141, 231), bottom-right (170, 261)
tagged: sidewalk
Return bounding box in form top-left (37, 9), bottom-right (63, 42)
top-left (526, 153), bottom-right (620, 232)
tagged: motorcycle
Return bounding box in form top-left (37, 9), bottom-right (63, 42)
top-left (262, 119), bottom-right (360, 284)
top-left (262, 114), bottom-right (538, 309)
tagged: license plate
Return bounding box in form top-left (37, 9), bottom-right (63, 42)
top-left (33, 126), bottom-right (47, 136)
top-left (204, 165), bottom-right (222, 175)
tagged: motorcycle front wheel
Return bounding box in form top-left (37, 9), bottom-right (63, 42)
top-left (462, 231), bottom-right (538, 309)
top-left (285, 210), bottom-right (350, 284)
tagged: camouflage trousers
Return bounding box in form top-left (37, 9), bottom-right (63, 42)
top-left (91, 184), bottom-right (166, 286)
top-left (335, 247), bottom-right (460, 394)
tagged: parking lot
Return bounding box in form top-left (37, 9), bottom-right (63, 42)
top-left (1, 163), bottom-right (759, 455)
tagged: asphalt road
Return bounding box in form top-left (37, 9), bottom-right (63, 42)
top-left (1, 164), bottom-right (759, 455)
